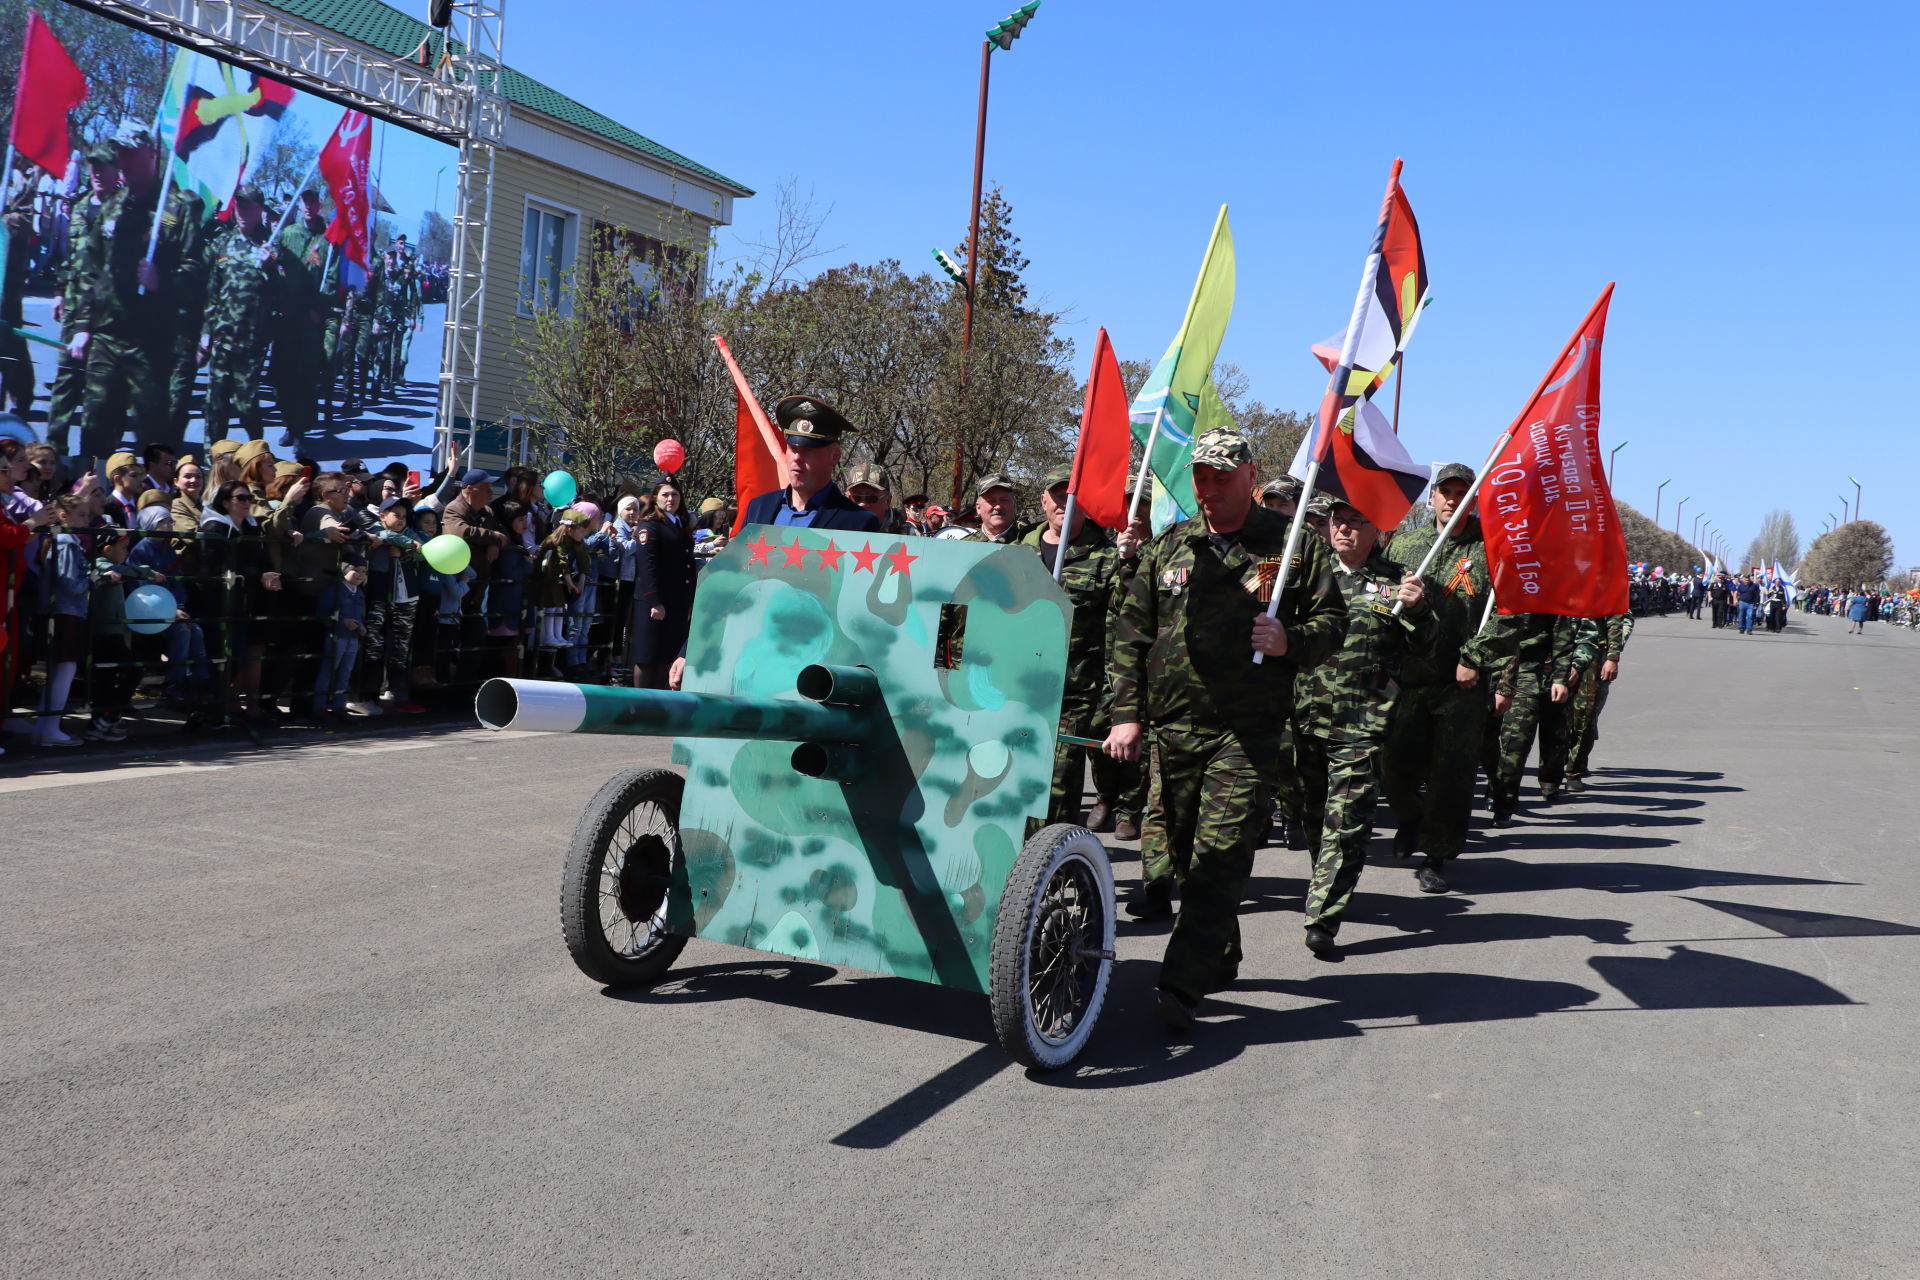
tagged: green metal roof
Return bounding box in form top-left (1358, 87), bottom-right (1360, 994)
top-left (265, 0), bottom-right (753, 197)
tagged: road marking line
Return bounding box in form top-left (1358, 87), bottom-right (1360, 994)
top-left (0, 762), bottom-right (237, 793)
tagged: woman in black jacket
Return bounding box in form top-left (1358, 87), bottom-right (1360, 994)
top-left (627, 481), bottom-right (696, 689)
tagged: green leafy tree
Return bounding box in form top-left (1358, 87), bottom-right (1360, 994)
top-left (1801, 521), bottom-right (1895, 589)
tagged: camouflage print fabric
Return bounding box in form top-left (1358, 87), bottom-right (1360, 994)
top-left (202, 223), bottom-right (278, 440)
top-left (1149, 726), bottom-right (1277, 1004)
top-left (271, 219), bottom-right (334, 441)
top-left (1108, 504), bottom-right (1347, 991)
top-left (1102, 549), bottom-right (1150, 821)
top-left (1017, 520), bottom-right (1121, 824)
top-left (58, 189), bottom-right (168, 455)
top-left (1488, 614), bottom-right (1601, 807)
top-left (670, 526), bottom-right (1071, 992)
top-left (1295, 734), bottom-right (1377, 933)
top-left (77, 333), bottom-right (163, 459)
top-left (163, 192), bottom-right (216, 441)
top-left (1566, 612), bottom-right (1631, 778)
top-left (1380, 516), bottom-right (1508, 863)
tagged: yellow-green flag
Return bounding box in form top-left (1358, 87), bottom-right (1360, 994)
top-left (1129, 205), bottom-right (1236, 530)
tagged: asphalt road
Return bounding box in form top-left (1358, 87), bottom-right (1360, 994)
top-left (5, 613), bottom-right (1916, 1279)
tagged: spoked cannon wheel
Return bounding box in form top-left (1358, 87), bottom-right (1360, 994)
top-left (989, 823), bottom-right (1115, 1069)
top-left (561, 767), bottom-right (690, 987)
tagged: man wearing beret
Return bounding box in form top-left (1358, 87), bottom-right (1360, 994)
top-left (739, 396), bottom-right (883, 534)
top-left (1105, 428), bottom-right (1348, 1030)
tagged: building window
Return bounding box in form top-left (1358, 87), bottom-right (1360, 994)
top-left (519, 203), bottom-right (575, 315)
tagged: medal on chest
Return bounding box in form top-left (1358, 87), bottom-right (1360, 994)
top-left (1160, 566), bottom-right (1189, 597)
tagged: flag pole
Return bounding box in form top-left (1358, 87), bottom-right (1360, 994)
top-left (137, 148), bottom-right (178, 297)
top-left (272, 151), bottom-right (322, 238)
top-left (1253, 159), bottom-right (1404, 664)
top-left (1125, 399), bottom-right (1166, 527)
top-left (1390, 282), bottom-right (1615, 618)
top-left (1051, 492), bottom-right (1076, 584)
top-left (712, 334), bottom-right (785, 463)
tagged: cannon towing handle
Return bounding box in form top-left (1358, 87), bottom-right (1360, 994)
top-left (476, 675), bottom-right (871, 744)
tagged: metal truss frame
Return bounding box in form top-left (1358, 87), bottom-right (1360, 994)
top-left (433, 0), bottom-right (505, 469)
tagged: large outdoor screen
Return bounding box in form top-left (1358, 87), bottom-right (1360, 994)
top-left (0, 0), bottom-right (454, 471)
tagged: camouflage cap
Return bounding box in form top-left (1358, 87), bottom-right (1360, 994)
top-left (1187, 427), bottom-right (1253, 472)
top-left (974, 471), bottom-right (1017, 499)
top-left (84, 143), bottom-right (118, 167)
top-left (1433, 462), bottom-right (1475, 488)
top-left (109, 119), bottom-right (155, 150)
top-left (232, 183), bottom-right (267, 206)
top-left (844, 461), bottom-right (892, 493)
top-left (1304, 492), bottom-right (1337, 519)
top-left (1262, 475), bottom-right (1304, 500)
top-left (1041, 463), bottom-right (1072, 491)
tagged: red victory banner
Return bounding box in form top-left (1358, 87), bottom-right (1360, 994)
top-left (9, 10), bottom-right (88, 178)
top-left (319, 108), bottom-right (372, 267)
top-left (1068, 326), bottom-right (1130, 531)
top-left (1478, 284), bottom-right (1627, 617)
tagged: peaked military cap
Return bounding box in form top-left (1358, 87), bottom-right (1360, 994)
top-left (1187, 427), bottom-right (1254, 472)
top-left (1433, 462), bottom-right (1476, 487)
top-left (773, 394), bottom-right (854, 449)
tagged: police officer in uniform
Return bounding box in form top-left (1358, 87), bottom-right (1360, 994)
top-left (739, 395), bottom-right (885, 533)
top-left (1105, 428), bottom-right (1347, 1031)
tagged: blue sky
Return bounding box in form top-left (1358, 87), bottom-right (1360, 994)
top-left (508, 0), bottom-right (1917, 570)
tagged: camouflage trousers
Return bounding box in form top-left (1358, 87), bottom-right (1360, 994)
top-left (1382, 680), bottom-right (1488, 865)
top-left (1296, 731), bottom-right (1382, 934)
top-left (1490, 666), bottom-right (1577, 808)
top-left (1141, 724), bottom-right (1277, 1003)
top-left (204, 333), bottom-right (269, 440)
top-left (59, 332), bottom-right (165, 459)
top-left (167, 310), bottom-right (206, 443)
top-left (1565, 668), bottom-right (1612, 778)
top-left (270, 322), bottom-right (325, 441)
top-left (1047, 697), bottom-right (1132, 826)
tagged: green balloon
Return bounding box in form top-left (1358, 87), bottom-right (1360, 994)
top-left (422, 533), bottom-right (471, 575)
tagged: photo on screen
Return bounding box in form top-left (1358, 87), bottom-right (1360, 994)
top-left (0, 0), bottom-right (454, 471)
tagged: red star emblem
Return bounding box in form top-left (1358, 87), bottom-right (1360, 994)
top-left (815, 540), bottom-right (844, 570)
top-left (884, 543), bottom-right (918, 576)
top-left (781, 537), bottom-right (810, 569)
top-left (747, 535), bottom-right (773, 566)
top-left (851, 541), bottom-right (881, 573)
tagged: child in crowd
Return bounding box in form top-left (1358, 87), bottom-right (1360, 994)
top-left (533, 508), bottom-right (590, 662)
top-left (32, 494), bottom-right (90, 747)
top-left (129, 506), bottom-right (215, 724)
top-left (85, 526), bottom-right (166, 742)
top-left (312, 562), bottom-right (367, 724)
top-left (568, 502), bottom-right (609, 679)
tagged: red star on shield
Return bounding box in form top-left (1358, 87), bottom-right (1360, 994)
top-left (884, 543), bottom-right (918, 576)
top-left (815, 540), bottom-right (844, 570)
top-left (746, 535), bottom-right (773, 566)
top-left (851, 541), bottom-right (881, 573)
top-left (781, 537), bottom-right (810, 569)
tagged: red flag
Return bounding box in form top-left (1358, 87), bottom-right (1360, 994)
top-left (9, 11), bottom-right (87, 178)
top-left (318, 109), bottom-right (372, 267)
top-left (1479, 285), bottom-right (1627, 617)
top-left (712, 335), bottom-right (782, 536)
top-left (1069, 327), bottom-right (1129, 529)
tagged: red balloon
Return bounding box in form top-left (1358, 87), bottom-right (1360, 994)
top-left (652, 439), bottom-right (686, 474)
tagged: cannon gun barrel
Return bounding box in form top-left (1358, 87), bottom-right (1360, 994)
top-left (476, 678), bottom-right (869, 743)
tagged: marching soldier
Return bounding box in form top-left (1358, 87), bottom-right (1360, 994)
top-left (1559, 610), bottom-right (1633, 792)
top-left (1105, 428), bottom-right (1347, 1031)
top-left (1017, 464), bottom-right (1123, 826)
top-left (1292, 497), bottom-right (1429, 955)
top-left (1099, 489), bottom-right (1154, 841)
top-left (201, 185), bottom-right (279, 444)
top-left (1380, 463), bottom-right (1510, 894)
top-left (1486, 613), bottom-right (1600, 823)
top-left (271, 189), bottom-right (334, 447)
top-left (161, 188), bottom-right (214, 444)
top-left (939, 472), bottom-right (1024, 543)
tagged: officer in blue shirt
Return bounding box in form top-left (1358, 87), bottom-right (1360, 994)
top-left (739, 395), bottom-right (884, 534)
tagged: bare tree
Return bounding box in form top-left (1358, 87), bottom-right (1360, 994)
top-left (1742, 509), bottom-right (1801, 571)
top-left (1801, 521), bottom-right (1895, 589)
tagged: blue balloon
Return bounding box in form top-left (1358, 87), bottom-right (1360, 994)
top-left (542, 470), bottom-right (578, 507)
top-left (126, 584), bottom-right (176, 635)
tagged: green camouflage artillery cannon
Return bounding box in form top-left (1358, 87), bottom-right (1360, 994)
top-left (476, 524), bottom-right (1116, 1068)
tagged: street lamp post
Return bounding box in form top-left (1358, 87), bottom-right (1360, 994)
top-left (1608, 440), bottom-right (1628, 489)
top-left (1850, 475), bottom-right (1862, 523)
top-left (1674, 495), bottom-right (1689, 534)
top-left (1654, 478), bottom-right (1671, 528)
top-left (945, 1), bottom-right (1041, 508)
top-left (1839, 495), bottom-right (1850, 524)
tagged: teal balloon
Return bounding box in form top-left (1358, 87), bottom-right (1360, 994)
top-left (422, 533), bottom-right (471, 575)
top-left (542, 470), bottom-right (578, 507)
top-left (126, 584), bottom-right (175, 635)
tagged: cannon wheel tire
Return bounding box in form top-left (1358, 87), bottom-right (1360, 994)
top-left (989, 823), bottom-right (1115, 1070)
top-left (561, 767), bottom-right (690, 988)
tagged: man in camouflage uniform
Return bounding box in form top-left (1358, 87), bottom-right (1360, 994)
top-left (1106, 428), bottom-right (1347, 1030)
top-left (201, 186), bottom-right (280, 443)
top-left (1260, 475), bottom-right (1303, 518)
top-left (939, 472), bottom-right (1024, 544)
top-left (1293, 497), bottom-right (1430, 954)
top-left (1486, 612), bottom-right (1600, 823)
top-left (1559, 610), bottom-right (1632, 792)
top-left (1017, 463), bottom-right (1122, 826)
top-left (384, 236), bottom-right (420, 385)
top-left (1099, 487), bottom-right (1154, 841)
top-left (161, 188), bottom-right (214, 444)
top-left (1381, 463), bottom-right (1511, 893)
top-left (271, 189), bottom-right (335, 448)
top-left (844, 461), bottom-right (911, 535)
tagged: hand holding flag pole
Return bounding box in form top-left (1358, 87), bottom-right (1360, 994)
top-left (1389, 282), bottom-right (1616, 617)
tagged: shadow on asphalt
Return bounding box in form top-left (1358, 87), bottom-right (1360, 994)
top-left (1588, 945), bottom-right (1856, 1009)
top-left (1676, 897), bottom-right (1920, 939)
top-left (1441, 858), bottom-right (1853, 896)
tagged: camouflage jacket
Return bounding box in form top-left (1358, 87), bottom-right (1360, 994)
top-left (1491, 613), bottom-right (1602, 695)
top-left (1388, 515), bottom-right (1506, 684)
top-left (62, 189), bottom-right (163, 335)
top-left (1109, 505), bottom-right (1348, 735)
top-left (161, 190), bottom-right (216, 324)
top-left (204, 222), bottom-right (279, 354)
top-left (1296, 551), bottom-right (1432, 744)
top-left (277, 219), bottom-right (337, 320)
top-left (1598, 612), bottom-right (1634, 661)
top-left (1017, 521), bottom-right (1120, 710)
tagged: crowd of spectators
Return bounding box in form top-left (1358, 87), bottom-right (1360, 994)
top-left (0, 434), bottom-right (736, 757)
